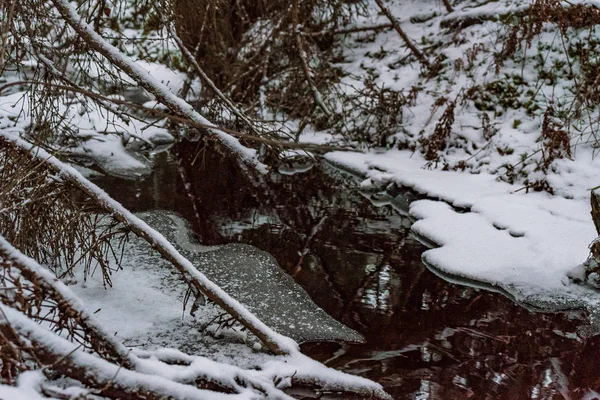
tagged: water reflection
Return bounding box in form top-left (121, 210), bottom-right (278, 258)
top-left (92, 141), bottom-right (600, 399)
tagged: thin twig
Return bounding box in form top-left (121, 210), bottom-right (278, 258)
top-left (0, 0), bottom-right (17, 73)
top-left (373, 0), bottom-right (429, 66)
top-left (291, 0), bottom-right (333, 117)
top-left (0, 80), bottom-right (356, 154)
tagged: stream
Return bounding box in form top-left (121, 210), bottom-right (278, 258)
top-left (91, 141), bottom-right (599, 399)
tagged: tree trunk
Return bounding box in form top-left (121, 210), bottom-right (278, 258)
top-left (591, 189), bottom-right (600, 235)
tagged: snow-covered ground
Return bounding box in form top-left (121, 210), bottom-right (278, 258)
top-left (327, 150), bottom-right (600, 315)
top-left (307, 0), bottom-right (600, 323)
top-left (3, 1), bottom-right (598, 311)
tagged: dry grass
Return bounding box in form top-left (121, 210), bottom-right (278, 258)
top-left (333, 71), bottom-right (408, 147)
top-left (0, 139), bottom-right (129, 287)
top-left (497, 0), bottom-right (600, 69)
top-left (421, 101), bottom-right (456, 161)
top-left (0, 253), bottom-right (131, 381)
top-left (538, 105), bottom-right (571, 171)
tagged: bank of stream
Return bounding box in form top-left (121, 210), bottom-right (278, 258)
top-left (91, 142), bottom-right (598, 399)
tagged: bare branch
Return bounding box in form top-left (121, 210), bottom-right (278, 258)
top-left (0, 305), bottom-right (236, 400)
top-left (0, 235), bottom-right (135, 368)
top-left (308, 23), bottom-right (393, 37)
top-left (164, 20), bottom-right (265, 137)
top-left (50, 0), bottom-right (268, 175)
top-left (291, 0), bottom-right (333, 118)
top-left (0, 133), bottom-right (298, 355)
top-left (373, 0), bottom-right (429, 66)
top-left (442, 0), bottom-right (454, 13)
top-left (0, 0), bottom-right (17, 73)
top-left (0, 80), bottom-right (354, 154)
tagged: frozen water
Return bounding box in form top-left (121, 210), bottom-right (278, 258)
top-left (138, 211), bottom-right (365, 344)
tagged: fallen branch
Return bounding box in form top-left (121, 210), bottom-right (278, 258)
top-left (132, 348), bottom-right (293, 399)
top-left (0, 133), bottom-right (298, 355)
top-left (374, 0), bottom-right (429, 66)
top-left (0, 237), bottom-right (296, 397)
top-left (308, 23), bottom-right (393, 37)
top-left (439, 4), bottom-right (531, 31)
top-left (0, 80), bottom-right (356, 154)
top-left (0, 236), bottom-right (135, 369)
top-left (50, 0), bottom-right (268, 175)
top-left (0, 305), bottom-right (241, 400)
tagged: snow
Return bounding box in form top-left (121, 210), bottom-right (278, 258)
top-left (0, 134), bottom-right (390, 398)
top-left (0, 306), bottom-right (242, 400)
top-left (296, 0), bottom-right (600, 319)
top-left (52, 0), bottom-right (268, 175)
top-left (326, 148), bottom-right (600, 313)
top-left (0, 234), bottom-right (134, 362)
top-left (0, 372), bottom-right (56, 400)
top-left (0, 89), bottom-right (173, 178)
top-left (135, 60), bottom-right (197, 95)
top-left (0, 131), bottom-right (299, 355)
top-left (98, 211), bottom-right (364, 344)
top-left (0, 227), bottom-right (388, 399)
top-left (7, 0), bottom-right (600, 396)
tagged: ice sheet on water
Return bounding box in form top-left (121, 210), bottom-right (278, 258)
top-left (138, 211), bottom-right (365, 344)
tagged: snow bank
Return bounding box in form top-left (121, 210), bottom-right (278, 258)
top-left (326, 150), bottom-right (600, 314)
top-left (0, 372), bottom-right (56, 400)
top-left (0, 89), bottom-right (173, 178)
top-left (310, 0), bottom-right (600, 318)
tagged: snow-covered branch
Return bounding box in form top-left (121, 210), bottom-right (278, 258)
top-left (0, 80), bottom-right (349, 153)
top-left (0, 235), bottom-right (135, 368)
top-left (50, 0), bottom-right (268, 175)
top-left (0, 305), bottom-right (242, 400)
top-left (0, 236), bottom-right (299, 398)
top-left (0, 132), bottom-right (297, 356)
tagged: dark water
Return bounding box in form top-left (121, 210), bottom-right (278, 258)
top-left (92, 142), bottom-right (600, 400)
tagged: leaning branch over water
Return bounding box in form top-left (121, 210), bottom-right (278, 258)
top-left (50, 0), bottom-right (268, 175)
top-left (0, 132), bottom-right (297, 356)
top-left (0, 80), bottom-right (355, 154)
top-left (0, 305), bottom-right (243, 400)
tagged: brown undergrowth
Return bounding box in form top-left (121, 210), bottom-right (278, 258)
top-left (421, 100), bottom-right (456, 162)
top-left (0, 139), bottom-right (128, 286)
top-left (173, 0), bottom-right (362, 124)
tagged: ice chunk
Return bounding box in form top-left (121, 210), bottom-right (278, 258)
top-left (140, 211), bottom-right (365, 344)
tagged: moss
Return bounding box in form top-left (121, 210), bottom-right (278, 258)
top-left (523, 100), bottom-right (541, 115)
